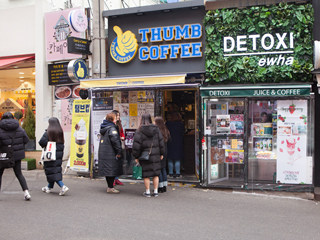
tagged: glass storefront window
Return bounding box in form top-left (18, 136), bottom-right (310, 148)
top-left (203, 98), bottom-right (245, 185)
top-left (248, 99), bottom-right (312, 185)
top-left (202, 93), bottom-right (314, 190)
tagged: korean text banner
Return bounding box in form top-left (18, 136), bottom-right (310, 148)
top-left (70, 99), bottom-right (91, 171)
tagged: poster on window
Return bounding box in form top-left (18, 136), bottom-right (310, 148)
top-left (210, 147), bottom-right (225, 165)
top-left (125, 129), bottom-right (136, 150)
top-left (230, 114), bottom-right (244, 134)
top-left (121, 91), bottom-right (129, 103)
top-left (129, 103), bottom-right (138, 117)
top-left (145, 103), bottom-right (154, 117)
top-left (137, 91), bottom-right (146, 102)
top-left (225, 149), bottom-right (244, 163)
top-left (120, 104), bottom-right (129, 117)
top-left (129, 91), bottom-right (138, 103)
top-left (216, 115), bottom-right (230, 134)
top-left (129, 117), bottom-right (138, 129)
top-left (113, 91), bottom-right (121, 103)
top-left (146, 90), bottom-right (155, 102)
top-left (276, 100), bottom-right (309, 184)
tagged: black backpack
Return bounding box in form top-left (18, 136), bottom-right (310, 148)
top-left (0, 131), bottom-right (16, 169)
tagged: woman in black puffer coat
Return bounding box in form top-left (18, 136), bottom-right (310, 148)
top-left (0, 112), bottom-right (31, 200)
top-left (132, 114), bottom-right (165, 197)
top-left (98, 112), bottom-right (122, 194)
top-left (39, 117), bottom-right (69, 196)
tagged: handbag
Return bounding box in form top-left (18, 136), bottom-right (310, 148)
top-left (41, 141), bottom-right (56, 161)
top-left (132, 163), bottom-right (142, 180)
top-left (0, 132), bottom-right (16, 169)
top-left (139, 136), bottom-right (155, 161)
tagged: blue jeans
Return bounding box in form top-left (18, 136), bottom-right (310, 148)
top-left (159, 168), bottom-right (168, 188)
top-left (48, 180), bottom-right (64, 188)
top-left (168, 158), bottom-right (180, 175)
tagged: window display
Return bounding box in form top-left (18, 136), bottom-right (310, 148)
top-left (204, 99), bottom-right (245, 183)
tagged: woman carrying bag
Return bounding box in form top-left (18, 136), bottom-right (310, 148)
top-left (0, 112), bottom-right (31, 200)
top-left (39, 117), bottom-right (69, 196)
top-left (132, 114), bottom-right (165, 197)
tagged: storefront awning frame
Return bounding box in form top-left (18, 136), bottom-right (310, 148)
top-left (80, 74), bottom-right (187, 89)
top-left (0, 55), bottom-right (35, 69)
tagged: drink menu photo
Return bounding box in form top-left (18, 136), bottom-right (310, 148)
top-left (276, 100), bottom-right (309, 184)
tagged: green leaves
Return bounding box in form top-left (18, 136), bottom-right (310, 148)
top-left (204, 3), bottom-right (314, 84)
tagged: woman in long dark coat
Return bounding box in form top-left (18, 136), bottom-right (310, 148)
top-left (0, 112), bottom-right (30, 200)
top-left (132, 114), bottom-right (165, 197)
top-left (39, 117), bottom-right (69, 196)
top-left (98, 112), bottom-right (122, 194)
top-left (154, 116), bottom-right (170, 193)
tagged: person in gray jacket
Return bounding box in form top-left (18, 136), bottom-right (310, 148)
top-left (0, 112), bottom-right (30, 200)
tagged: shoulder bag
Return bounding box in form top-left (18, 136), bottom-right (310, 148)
top-left (0, 131), bottom-right (17, 169)
top-left (139, 136), bottom-right (155, 161)
top-left (41, 141), bottom-right (57, 161)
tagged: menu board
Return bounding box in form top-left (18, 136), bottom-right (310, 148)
top-left (48, 62), bottom-right (74, 85)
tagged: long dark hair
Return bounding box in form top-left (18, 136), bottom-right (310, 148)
top-left (47, 117), bottom-right (64, 143)
top-left (112, 110), bottom-right (123, 132)
top-left (171, 112), bottom-right (182, 122)
top-left (155, 116), bottom-right (170, 142)
top-left (138, 113), bottom-right (152, 131)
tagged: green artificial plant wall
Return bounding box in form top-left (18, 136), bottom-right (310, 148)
top-left (204, 3), bottom-right (314, 84)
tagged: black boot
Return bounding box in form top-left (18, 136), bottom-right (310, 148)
top-left (163, 186), bottom-right (167, 192)
top-left (158, 187), bottom-right (164, 193)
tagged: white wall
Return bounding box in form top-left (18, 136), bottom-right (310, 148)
top-left (0, 0), bottom-right (35, 9)
top-left (0, 5), bottom-right (36, 56)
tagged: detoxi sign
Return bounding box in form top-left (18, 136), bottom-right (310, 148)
top-left (224, 32), bottom-right (294, 67)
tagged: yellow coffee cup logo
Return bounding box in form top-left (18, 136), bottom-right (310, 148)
top-left (110, 26), bottom-right (138, 63)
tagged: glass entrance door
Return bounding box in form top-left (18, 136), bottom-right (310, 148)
top-left (203, 98), bottom-right (245, 184)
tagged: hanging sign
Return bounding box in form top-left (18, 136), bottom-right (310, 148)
top-left (68, 59), bottom-right (89, 82)
top-left (68, 9), bottom-right (88, 33)
top-left (67, 37), bottom-right (91, 55)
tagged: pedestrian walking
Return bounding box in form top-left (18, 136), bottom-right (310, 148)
top-left (98, 112), bottom-right (122, 194)
top-left (166, 111), bottom-right (184, 178)
top-left (154, 116), bottom-right (170, 193)
top-left (39, 117), bottom-right (69, 196)
top-left (132, 114), bottom-right (165, 197)
top-left (0, 112), bottom-right (31, 200)
top-left (112, 110), bottom-right (124, 186)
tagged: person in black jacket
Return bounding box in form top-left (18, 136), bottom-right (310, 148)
top-left (132, 114), bottom-right (165, 197)
top-left (98, 112), bottom-right (122, 194)
top-left (0, 112), bottom-right (31, 200)
top-left (154, 116), bottom-right (170, 193)
top-left (39, 117), bottom-right (69, 196)
top-left (166, 111), bottom-right (184, 178)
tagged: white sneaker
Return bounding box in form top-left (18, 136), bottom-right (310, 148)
top-left (24, 190), bottom-right (31, 201)
top-left (42, 186), bottom-right (52, 193)
top-left (59, 185), bottom-right (69, 196)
